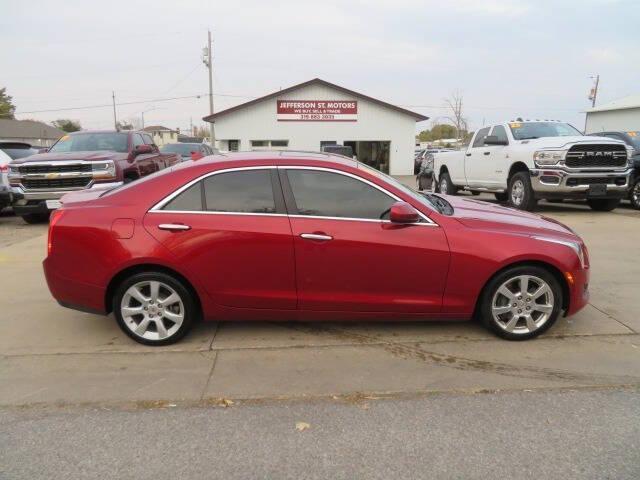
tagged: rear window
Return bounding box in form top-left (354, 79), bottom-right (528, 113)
top-left (0, 145), bottom-right (39, 159)
top-left (160, 144), bottom-right (202, 156)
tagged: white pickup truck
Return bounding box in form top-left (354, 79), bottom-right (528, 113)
top-left (432, 120), bottom-right (633, 211)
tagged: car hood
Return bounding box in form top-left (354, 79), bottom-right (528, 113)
top-left (442, 195), bottom-right (576, 238)
top-left (515, 135), bottom-right (625, 149)
top-left (10, 150), bottom-right (126, 164)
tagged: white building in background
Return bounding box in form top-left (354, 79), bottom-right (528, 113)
top-left (203, 78), bottom-right (429, 175)
top-left (142, 126), bottom-right (179, 146)
top-left (585, 94), bottom-right (640, 133)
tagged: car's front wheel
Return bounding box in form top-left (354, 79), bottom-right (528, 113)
top-left (480, 265), bottom-right (562, 340)
top-left (629, 178), bottom-right (640, 210)
top-left (438, 172), bottom-right (456, 195)
top-left (113, 272), bottom-right (196, 346)
top-left (508, 172), bottom-right (537, 211)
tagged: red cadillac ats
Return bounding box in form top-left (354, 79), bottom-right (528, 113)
top-left (44, 152), bottom-right (590, 345)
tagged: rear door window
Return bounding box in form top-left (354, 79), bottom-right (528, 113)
top-left (203, 169), bottom-right (276, 214)
top-left (472, 127), bottom-right (491, 148)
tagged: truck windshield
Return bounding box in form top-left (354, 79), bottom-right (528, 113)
top-left (509, 122), bottom-right (582, 140)
top-left (49, 133), bottom-right (129, 153)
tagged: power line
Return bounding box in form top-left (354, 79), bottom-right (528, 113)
top-left (4, 92), bottom-right (254, 116)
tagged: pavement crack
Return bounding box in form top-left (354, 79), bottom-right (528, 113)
top-left (200, 351), bottom-right (219, 401)
top-left (588, 302), bottom-right (637, 334)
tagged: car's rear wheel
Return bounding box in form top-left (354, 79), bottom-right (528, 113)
top-left (631, 178), bottom-right (640, 210)
top-left (21, 213), bottom-right (50, 224)
top-left (113, 272), bottom-right (195, 346)
top-left (480, 265), bottom-right (562, 340)
top-left (508, 172), bottom-right (537, 211)
top-left (586, 198), bottom-right (620, 212)
top-left (438, 172), bottom-right (456, 195)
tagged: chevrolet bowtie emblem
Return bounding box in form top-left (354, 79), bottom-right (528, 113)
top-left (45, 172), bottom-right (60, 179)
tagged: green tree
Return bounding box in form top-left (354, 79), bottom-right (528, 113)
top-left (0, 87), bottom-right (16, 119)
top-left (417, 123), bottom-right (458, 142)
top-left (52, 119), bottom-right (82, 133)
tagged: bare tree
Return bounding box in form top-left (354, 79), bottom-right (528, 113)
top-left (444, 90), bottom-right (468, 141)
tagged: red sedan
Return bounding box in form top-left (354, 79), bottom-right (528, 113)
top-left (44, 152), bottom-right (590, 345)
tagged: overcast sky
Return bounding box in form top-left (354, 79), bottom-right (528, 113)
top-left (1, 0), bottom-right (638, 134)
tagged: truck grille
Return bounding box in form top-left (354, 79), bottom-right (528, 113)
top-left (17, 164), bottom-right (93, 174)
top-left (22, 178), bottom-right (91, 189)
top-left (565, 144), bottom-right (627, 168)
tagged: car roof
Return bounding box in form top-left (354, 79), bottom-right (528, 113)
top-left (188, 150), bottom-right (359, 170)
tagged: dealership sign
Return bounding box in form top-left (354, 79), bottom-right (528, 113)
top-left (277, 100), bottom-right (358, 122)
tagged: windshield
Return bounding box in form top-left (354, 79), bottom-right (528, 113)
top-left (357, 163), bottom-right (452, 215)
top-left (50, 133), bottom-right (129, 153)
top-left (509, 122), bottom-right (582, 140)
top-left (160, 144), bottom-right (201, 156)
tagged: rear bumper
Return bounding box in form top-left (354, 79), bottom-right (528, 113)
top-left (43, 257), bottom-right (107, 314)
top-left (530, 168), bottom-right (632, 199)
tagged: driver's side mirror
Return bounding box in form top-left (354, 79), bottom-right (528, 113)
top-left (484, 135), bottom-right (508, 146)
top-left (133, 144), bottom-right (153, 155)
top-left (389, 201), bottom-right (420, 224)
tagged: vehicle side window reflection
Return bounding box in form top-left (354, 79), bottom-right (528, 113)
top-left (472, 127), bottom-right (491, 148)
top-left (491, 125), bottom-right (509, 144)
top-left (286, 169), bottom-right (396, 220)
top-left (163, 182), bottom-right (204, 211)
top-left (204, 170), bottom-right (276, 214)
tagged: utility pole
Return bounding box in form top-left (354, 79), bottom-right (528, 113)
top-left (590, 74), bottom-right (600, 108)
top-left (112, 91), bottom-right (118, 130)
top-left (203, 30), bottom-right (215, 146)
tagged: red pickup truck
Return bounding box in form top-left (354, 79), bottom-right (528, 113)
top-left (8, 130), bottom-right (180, 223)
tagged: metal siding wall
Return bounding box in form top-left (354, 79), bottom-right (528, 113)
top-left (585, 108), bottom-right (640, 134)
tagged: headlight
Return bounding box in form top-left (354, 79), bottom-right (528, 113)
top-left (533, 150), bottom-right (566, 166)
top-left (532, 235), bottom-right (586, 268)
top-left (626, 145), bottom-right (635, 165)
top-left (92, 161), bottom-right (116, 180)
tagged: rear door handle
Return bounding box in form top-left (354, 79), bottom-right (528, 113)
top-left (465, 153), bottom-right (472, 157)
top-left (483, 151), bottom-right (491, 155)
top-left (158, 223), bottom-right (191, 231)
top-left (300, 233), bottom-right (333, 241)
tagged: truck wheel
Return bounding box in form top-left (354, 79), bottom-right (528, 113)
top-left (587, 198), bottom-right (620, 212)
top-left (494, 192), bottom-right (508, 202)
top-left (21, 213), bottom-right (50, 224)
top-left (480, 265), bottom-right (562, 340)
top-left (471, 191), bottom-right (481, 196)
top-left (438, 172), bottom-right (456, 195)
top-left (630, 178), bottom-right (640, 210)
top-left (508, 172), bottom-right (537, 211)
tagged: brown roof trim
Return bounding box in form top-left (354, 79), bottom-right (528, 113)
top-left (202, 78), bottom-right (429, 123)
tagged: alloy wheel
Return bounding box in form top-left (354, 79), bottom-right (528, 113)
top-left (440, 177), bottom-right (449, 194)
top-left (510, 179), bottom-right (525, 206)
top-left (491, 275), bottom-right (554, 335)
top-left (120, 280), bottom-right (185, 341)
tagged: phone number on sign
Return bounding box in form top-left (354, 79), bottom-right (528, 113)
top-left (300, 114), bottom-right (336, 120)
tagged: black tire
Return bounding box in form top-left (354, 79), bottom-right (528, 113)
top-left (417, 175), bottom-right (431, 191)
top-left (21, 212), bottom-right (50, 224)
top-left (494, 192), bottom-right (508, 202)
top-left (113, 272), bottom-right (196, 346)
top-left (438, 172), bottom-right (456, 195)
top-left (629, 178), bottom-right (640, 210)
top-left (471, 191), bottom-right (481, 196)
top-left (507, 172), bottom-right (537, 211)
top-left (123, 176), bottom-right (136, 184)
top-left (586, 198), bottom-right (620, 212)
top-left (480, 265), bottom-right (563, 341)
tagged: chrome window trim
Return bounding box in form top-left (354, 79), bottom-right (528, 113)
top-left (148, 165), bottom-right (439, 227)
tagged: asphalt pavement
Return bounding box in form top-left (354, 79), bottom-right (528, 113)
top-left (2, 388), bottom-right (638, 479)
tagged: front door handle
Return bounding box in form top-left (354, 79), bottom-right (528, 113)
top-left (300, 233), bottom-right (333, 241)
top-left (158, 223), bottom-right (191, 231)
top-left (483, 151), bottom-right (491, 155)
top-left (465, 153), bottom-right (472, 157)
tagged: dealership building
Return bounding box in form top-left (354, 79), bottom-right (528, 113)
top-left (203, 78), bottom-right (428, 175)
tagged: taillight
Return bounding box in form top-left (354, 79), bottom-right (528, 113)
top-left (48, 209), bottom-right (65, 256)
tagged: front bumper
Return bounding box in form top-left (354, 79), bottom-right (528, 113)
top-left (530, 168), bottom-right (632, 199)
top-left (10, 181), bottom-right (123, 215)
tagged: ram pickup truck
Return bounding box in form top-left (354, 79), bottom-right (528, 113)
top-left (8, 130), bottom-right (179, 223)
top-left (433, 120), bottom-right (633, 211)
